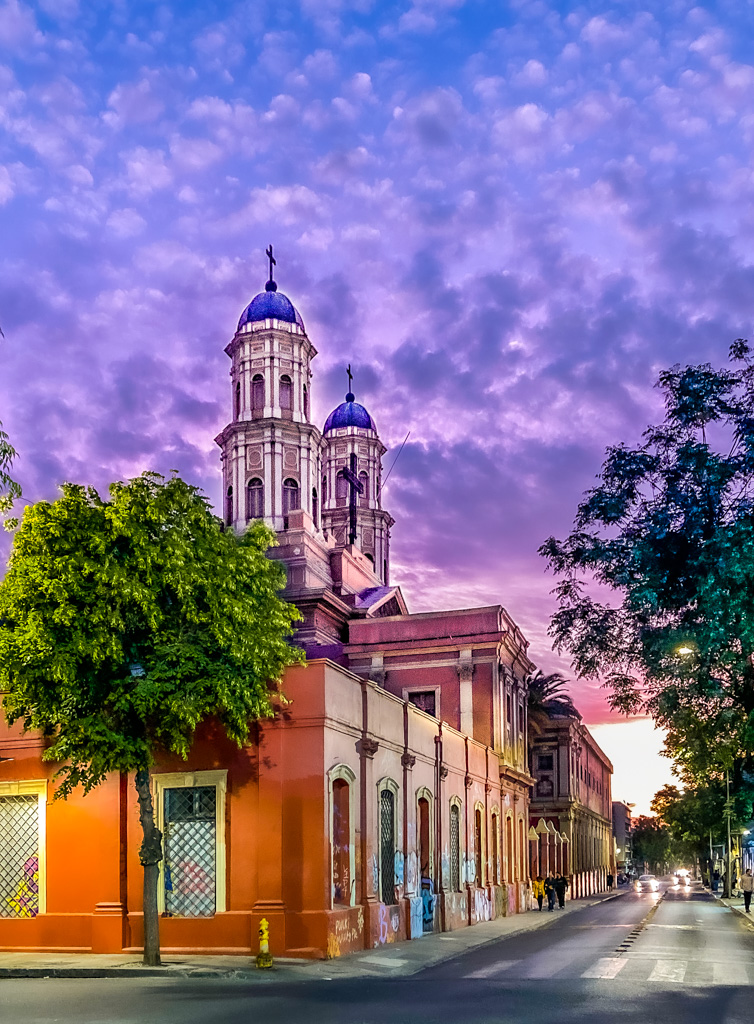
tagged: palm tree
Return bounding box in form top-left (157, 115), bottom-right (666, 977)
top-left (526, 670), bottom-right (582, 735)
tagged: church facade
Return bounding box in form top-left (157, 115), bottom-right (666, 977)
top-left (0, 260), bottom-right (593, 959)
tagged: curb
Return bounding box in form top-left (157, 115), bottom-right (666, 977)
top-left (0, 891), bottom-right (630, 981)
top-left (392, 889), bottom-right (629, 977)
top-left (719, 900), bottom-right (754, 931)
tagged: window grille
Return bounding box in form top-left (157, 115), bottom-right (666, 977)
top-left (0, 795), bottom-right (40, 918)
top-left (163, 786), bottom-right (216, 918)
top-left (380, 789), bottom-right (395, 905)
top-left (450, 804), bottom-right (460, 891)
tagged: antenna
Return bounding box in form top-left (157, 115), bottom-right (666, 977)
top-left (379, 431), bottom-right (410, 497)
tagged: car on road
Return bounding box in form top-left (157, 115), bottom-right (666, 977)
top-left (635, 873), bottom-right (660, 892)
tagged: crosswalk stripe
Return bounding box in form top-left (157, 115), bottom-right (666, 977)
top-left (648, 960), bottom-right (687, 983)
top-left (464, 960), bottom-right (519, 979)
top-left (581, 958), bottom-right (628, 979)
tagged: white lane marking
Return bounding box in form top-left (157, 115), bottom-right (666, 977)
top-left (712, 962), bottom-right (753, 986)
top-left (464, 960), bottom-right (520, 979)
top-left (581, 958), bottom-right (628, 980)
top-left (649, 960), bottom-right (687, 983)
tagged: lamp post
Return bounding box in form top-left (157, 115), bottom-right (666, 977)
top-left (724, 770), bottom-right (733, 898)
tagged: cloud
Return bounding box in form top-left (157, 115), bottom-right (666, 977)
top-left (5, 0), bottom-right (754, 751)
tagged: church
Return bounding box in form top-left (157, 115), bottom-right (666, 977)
top-left (0, 255), bottom-right (565, 959)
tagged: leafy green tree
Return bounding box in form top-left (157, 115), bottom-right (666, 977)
top-left (0, 472), bottom-right (302, 965)
top-left (541, 343), bottom-right (754, 785)
top-left (631, 815), bottom-right (671, 874)
top-left (0, 418), bottom-right (21, 513)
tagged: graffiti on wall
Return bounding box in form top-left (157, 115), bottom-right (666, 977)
top-left (473, 888), bottom-right (491, 923)
top-left (393, 850), bottom-right (405, 888)
top-left (326, 907), bottom-right (365, 959)
top-left (406, 851), bottom-right (418, 894)
top-left (371, 854), bottom-right (379, 895)
top-left (409, 896), bottom-right (423, 938)
top-left (441, 850), bottom-right (450, 890)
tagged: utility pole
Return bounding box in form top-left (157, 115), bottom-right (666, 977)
top-left (725, 770), bottom-right (733, 899)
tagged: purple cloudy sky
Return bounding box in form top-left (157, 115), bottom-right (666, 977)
top-left (2, 1), bottom-right (753, 763)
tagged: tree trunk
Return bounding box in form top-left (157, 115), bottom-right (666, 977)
top-left (135, 767), bottom-right (162, 967)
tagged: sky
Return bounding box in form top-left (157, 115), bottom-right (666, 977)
top-left (4, 0), bottom-right (753, 812)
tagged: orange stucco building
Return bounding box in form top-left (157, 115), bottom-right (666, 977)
top-left (0, 262), bottom-right (552, 958)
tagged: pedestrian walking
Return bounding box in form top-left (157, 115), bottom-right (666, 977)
top-left (555, 873), bottom-right (568, 909)
top-left (532, 875), bottom-right (545, 911)
top-left (545, 874), bottom-right (556, 911)
top-left (607, 872), bottom-right (614, 891)
top-left (739, 868), bottom-right (753, 913)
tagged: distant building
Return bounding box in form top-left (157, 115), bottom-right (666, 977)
top-left (612, 801), bottom-right (633, 875)
top-left (529, 714), bottom-right (613, 896)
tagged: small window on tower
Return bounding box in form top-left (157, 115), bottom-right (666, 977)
top-left (234, 381), bottom-right (241, 419)
top-left (336, 470), bottom-right (348, 507)
top-left (322, 475), bottom-right (328, 505)
top-left (279, 375), bottom-right (292, 411)
top-left (283, 478), bottom-right (299, 515)
top-left (225, 486), bottom-right (233, 526)
top-left (359, 471), bottom-right (369, 508)
top-left (312, 487), bottom-right (319, 528)
top-left (246, 478), bottom-right (264, 520)
top-left (303, 384), bottom-right (309, 420)
top-left (251, 374), bottom-right (265, 413)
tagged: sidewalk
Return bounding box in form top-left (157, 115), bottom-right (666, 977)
top-left (714, 891), bottom-right (754, 929)
top-left (0, 889), bottom-right (628, 981)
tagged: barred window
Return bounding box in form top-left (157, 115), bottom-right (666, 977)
top-left (380, 789), bottom-right (395, 905)
top-left (163, 786), bottom-right (217, 919)
top-left (450, 803), bottom-right (461, 891)
top-left (0, 790), bottom-right (44, 919)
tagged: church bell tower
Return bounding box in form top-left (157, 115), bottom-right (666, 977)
top-left (214, 247), bottom-right (325, 533)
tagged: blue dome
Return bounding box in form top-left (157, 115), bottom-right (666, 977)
top-left (323, 393), bottom-right (376, 433)
top-left (238, 284), bottom-right (304, 330)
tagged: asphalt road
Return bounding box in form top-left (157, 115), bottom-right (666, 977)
top-left (3, 885), bottom-right (753, 1024)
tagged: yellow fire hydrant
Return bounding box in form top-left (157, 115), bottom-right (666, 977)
top-left (256, 917), bottom-right (273, 969)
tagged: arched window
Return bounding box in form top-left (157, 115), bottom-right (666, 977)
top-left (279, 374), bottom-right (292, 411)
top-left (329, 765), bottom-right (356, 908)
top-left (450, 802), bottom-right (461, 892)
top-left (322, 475), bottom-right (328, 506)
top-left (518, 818), bottom-right (525, 883)
top-left (282, 478), bottom-right (299, 515)
top-left (312, 487), bottom-right (318, 528)
top-left (303, 384), bottom-right (309, 420)
top-left (234, 381), bottom-right (241, 419)
top-left (506, 815), bottom-right (514, 883)
top-left (332, 778), bottom-right (350, 905)
top-left (379, 787), bottom-right (396, 905)
top-left (359, 471), bottom-right (369, 508)
top-left (336, 470), bottom-right (348, 507)
top-left (225, 486), bottom-right (233, 526)
top-left (474, 806), bottom-right (484, 887)
top-left (418, 796), bottom-right (431, 881)
top-left (246, 478), bottom-right (264, 520)
top-left (491, 812), bottom-right (500, 885)
top-left (251, 374), bottom-right (265, 413)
